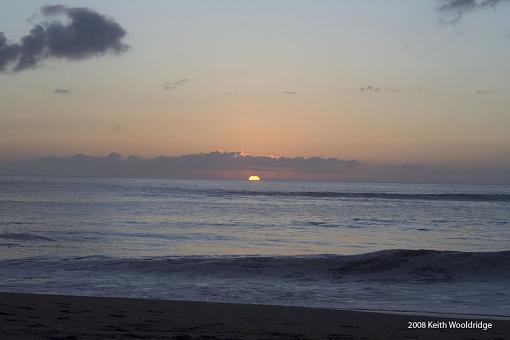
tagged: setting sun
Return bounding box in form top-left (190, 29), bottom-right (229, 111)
top-left (248, 175), bottom-right (261, 181)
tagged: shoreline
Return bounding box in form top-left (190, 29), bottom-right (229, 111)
top-left (1, 292), bottom-right (508, 339)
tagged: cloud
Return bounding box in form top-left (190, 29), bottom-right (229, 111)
top-left (1, 151), bottom-right (509, 184)
top-left (0, 5), bottom-right (129, 72)
top-left (164, 78), bottom-right (190, 90)
top-left (281, 91), bottom-right (297, 95)
top-left (0, 151), bottom-right (361, 179)
top-left (438, 0), bottom-right (509, 24)
top-left (360, 85), bottom-right (380, 92)
top-left (0, 33), bottom-right (20, 71)
top-left (475, 89), bottom-right (495, 95)
top-left (54, 88), bottom-right (70, 95)
top-left (359, 86), bottom-right (400, 93)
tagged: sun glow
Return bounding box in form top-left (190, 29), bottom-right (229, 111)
top-left (248, 175), bottom-right (261, 181)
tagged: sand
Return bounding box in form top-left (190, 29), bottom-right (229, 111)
top-left (0, 292), bottom-right (508, 339)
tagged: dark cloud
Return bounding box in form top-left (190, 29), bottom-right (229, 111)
top-left (0, 33), bottom-right (20, 71)
top-left (438, 0), bottom-right (509, 24)
top-left (281, 91), bottom-right (297, 95)
top-left (0, 151), bottom-right (361, 179)
top-left (164, 78), bottom-right (190, 90)
top-left (0, 5), bottom-right (129, 72)
top-left (54, 88), bottom-right (70, 95)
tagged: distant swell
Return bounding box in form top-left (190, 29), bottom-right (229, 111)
top-left (3, 249), bottom-right (509, 283)
top-left (198, 190), bottom-right (510, 202)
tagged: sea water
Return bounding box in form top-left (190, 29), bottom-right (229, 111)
top-left (0, 176), bottom-right (509, 316)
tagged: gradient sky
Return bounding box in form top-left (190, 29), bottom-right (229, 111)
top-left (1, 1), bottom-right (510, 182)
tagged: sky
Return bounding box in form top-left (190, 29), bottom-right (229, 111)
top-left (1, 1), bottom-right (509, 183)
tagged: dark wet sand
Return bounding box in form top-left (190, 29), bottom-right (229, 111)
top-left (0, 292), bottom-right (508, 339)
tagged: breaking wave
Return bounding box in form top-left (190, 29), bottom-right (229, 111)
top-left (3, 249), bottom-right (509, 283)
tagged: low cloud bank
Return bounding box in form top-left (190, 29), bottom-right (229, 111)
top-left (0, 152), bottom-right (360, 179)
top-left (1, 151), bottom-right (508, 184)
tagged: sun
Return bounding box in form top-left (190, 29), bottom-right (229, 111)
top-left (248, 175), bottom-right (261, 181)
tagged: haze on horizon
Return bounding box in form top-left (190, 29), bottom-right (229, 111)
top-left (1, 1), bottom-right (509, 184)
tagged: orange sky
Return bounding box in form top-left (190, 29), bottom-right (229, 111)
top-left (1, 1), bottom-right (509, 182)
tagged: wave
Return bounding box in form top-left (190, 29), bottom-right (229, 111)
top-left (195, 189), bottom-right (510, 202)
top-left (0, 233), bottom-right (53, 241)
top-left (4, 249), bottom-right (509, 283)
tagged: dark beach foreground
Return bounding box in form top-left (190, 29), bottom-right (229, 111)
top-left (0, 292), bottom-right (508, 340)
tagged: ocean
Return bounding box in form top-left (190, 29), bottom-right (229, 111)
top-left (0, 176), bottom-right (509, 316)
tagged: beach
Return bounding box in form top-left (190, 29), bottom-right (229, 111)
top-left (1, 292), bottom-right (508, 339)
